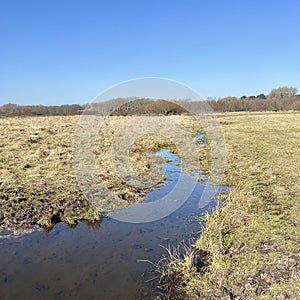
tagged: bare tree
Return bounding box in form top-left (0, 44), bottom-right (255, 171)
top-left (268, 86), bottom-right (298, 99)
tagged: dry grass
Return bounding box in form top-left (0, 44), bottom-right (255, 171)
top-left (140, 242), bottom-right (199, 300)
top-left (0, 116), bottom-right (99, 230)
top-left (159, 111), bottom-right (300, 299)
top-left (0, 115), bottom-right (207, 231)
top-left (2, 112), bottom-right (299, 298)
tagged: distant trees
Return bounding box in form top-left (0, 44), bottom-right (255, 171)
top-left (206, 87), bottom-right (299, 112)
top-left (256, 93), bottom-right (266, 99)
top-left (137, 100), bottom-right (186, 115)
top-left (268, 86), bottom-right (298, 99)
top-left (0, 104), bottom-right (83, 116)
top-left (1, 87), bottom-right (299, 116)
top-left (240, 93), bottom-right (266, 99)
top-left (0, 103), bottom-right (19, 115)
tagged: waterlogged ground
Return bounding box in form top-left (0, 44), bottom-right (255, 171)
top-left (0, 143), bottom-right (223, 300)
top-left (4, 112), bottom-right (296, 299)
top-left (0, 115), bottom-right (209, 230)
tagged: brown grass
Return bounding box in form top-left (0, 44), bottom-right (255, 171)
top-left (158, 111), bottom-right (300, 300)
top-left (0, 115), bottom-right (207, 231)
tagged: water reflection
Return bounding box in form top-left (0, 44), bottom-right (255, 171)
top-left (0, 136), bottom-right (226, 300)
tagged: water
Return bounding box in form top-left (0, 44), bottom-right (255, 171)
top-left (0, 137), bottom-right (225, 300)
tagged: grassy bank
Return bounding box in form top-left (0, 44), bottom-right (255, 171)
top-left (0, 115), bottom-right (206, 231)
top-left (2, 112), bottom-right (298, 299)
top-left (159, 112), bottom-right (300, 299)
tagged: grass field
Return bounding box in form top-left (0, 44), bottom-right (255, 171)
top-left (159, 112), bottom-right (300, 300)
top-left (1, 112), bottom-right (299, 299)
top-left (0, 115), bottom-right (206, 231)
top-left (0, 116), bottom-right (98, 230)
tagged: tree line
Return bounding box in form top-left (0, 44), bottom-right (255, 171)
top-left (0, 103), bottom-right (83, 116)
top-left (1, 86), bottom-right (299, 116)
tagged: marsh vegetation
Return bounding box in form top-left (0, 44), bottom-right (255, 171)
top-left (0, 111), bottom-right (299, 299)
top-left (0, 115), bottom-right (207, 231)
top-left (158, 112), bottom-right (300, 300)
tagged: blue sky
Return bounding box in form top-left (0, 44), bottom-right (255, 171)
top-left (0, 0), bottom-right (299, 105)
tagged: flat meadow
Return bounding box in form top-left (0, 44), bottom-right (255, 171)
top-left (159, 111), bottom-right (300, 300)
top-left (0, 111), bottom-right (299, 299)
top-left (0, 115), bottom-right (206, 230)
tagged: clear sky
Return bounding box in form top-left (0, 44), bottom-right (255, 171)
top-left (0, 0), bottom-right (299, 105)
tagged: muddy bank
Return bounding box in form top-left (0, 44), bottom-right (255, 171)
top-left (0, 115), bottom-right (208, 231)
top-left (0, 129), bottom-right (220, 300)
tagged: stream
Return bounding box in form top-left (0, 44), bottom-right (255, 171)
top-left (0, 135), bottom-right (225, 300)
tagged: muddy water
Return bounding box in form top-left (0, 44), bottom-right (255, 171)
top-left (0, 144), bottom-right (224, 300)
